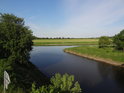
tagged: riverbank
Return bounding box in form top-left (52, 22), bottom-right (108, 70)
top-left (64, 46), bottom-right (124, 67)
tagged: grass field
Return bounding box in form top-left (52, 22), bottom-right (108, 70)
top-left (33, 38), bottom-right (98, 46)
top-left (64, 46), bottom-right (124, 64)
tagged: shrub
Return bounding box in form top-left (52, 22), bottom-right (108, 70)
top-left (31, 73), bottom-right (82, 93)
top-left (99, 36), bottom-right (111, 48)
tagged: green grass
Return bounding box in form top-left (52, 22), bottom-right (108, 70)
top-left (33, 39), bottom-right (98, 46)
top-left (65, 46), bottom-right (124, 63)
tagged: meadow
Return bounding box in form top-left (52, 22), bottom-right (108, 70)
top-left (64, 46), bottom-right (124, 64)
top-left (33, 38), bottom-right (98, 46)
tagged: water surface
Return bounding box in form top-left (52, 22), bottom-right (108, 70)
top-left (30, 46), bottom-right (124, 93)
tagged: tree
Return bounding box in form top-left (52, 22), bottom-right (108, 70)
top-left (113, 30), bottom-right (124, 51)
top-left (31, 73), bottom-right (82, 93)
top-left (98, 36), bottom-right (111, 48)
top-left (0, 13), bottom-right (33, 64)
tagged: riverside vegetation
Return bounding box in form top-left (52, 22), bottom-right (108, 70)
top-left (64, 30), bottom-right (124, 65)
top-left (0, 13), bottom-right (49, 93)
top-left (0, 13), bottom-right (81, 93)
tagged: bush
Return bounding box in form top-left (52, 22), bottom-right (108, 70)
top-left (113, 30), bottom-right (124, 51)
top-left (31, 73), bottom-right (82, 93)
top-left (98, 36), bottom-right (111, 48)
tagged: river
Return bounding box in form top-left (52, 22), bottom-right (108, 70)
top-left (30, 46), bottom-right (124, 93)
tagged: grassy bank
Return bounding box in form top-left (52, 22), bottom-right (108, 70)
top-left (33, 38), bottom-right (98, 46)
top-left (64, 46), bottom-right (124, 66)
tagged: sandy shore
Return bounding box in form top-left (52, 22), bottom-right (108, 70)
top-left (64, 50), bottom-right (124, 68)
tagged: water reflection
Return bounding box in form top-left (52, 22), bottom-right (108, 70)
top-left (113, 66), bottom-right (124, 89)
top-left (30, 46), bottom-right (124, 93)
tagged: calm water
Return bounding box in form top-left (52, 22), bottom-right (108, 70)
top-left (30, 46), bottom-right (124, 93)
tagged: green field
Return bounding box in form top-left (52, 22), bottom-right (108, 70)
top-left (64, 46), bottom-right (124, 63)
top-left (33, 38), bottom-right (98, 46)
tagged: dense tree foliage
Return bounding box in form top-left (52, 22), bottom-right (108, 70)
top-left (98, 36), bottom-right (111, 48)
top-left (0, 13), bottom-right (33, 63)
top-left (31, 73), bottom-right (82, 93)
top-left (113, 30), bottom-right (124, 51)
top-left (0, 13), bottom-right (34, 92)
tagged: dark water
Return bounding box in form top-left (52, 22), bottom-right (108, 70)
top-left (30, 46), bottom-right (124, 93)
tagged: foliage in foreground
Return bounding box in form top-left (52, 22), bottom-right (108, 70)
top-left (113, 29), bottom-right (124, 51)
top-left (31, 73), bottom-right (82, 93)
top-left (98, 36), bottom-right (111, 48)
top-left (0, 13), bottom-right (49, 93)
top-left (0, 13), bottom-right (33, 91)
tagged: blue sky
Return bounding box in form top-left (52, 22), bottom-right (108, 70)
top-left (1, 0), bottom-right (124, 38)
